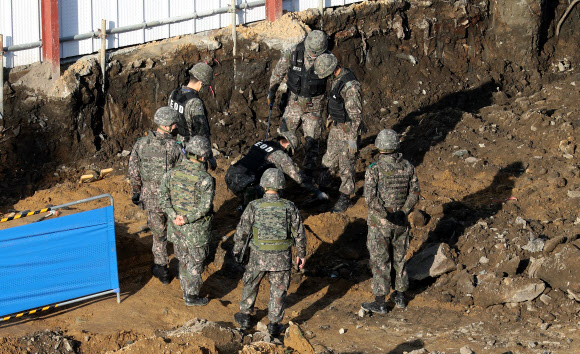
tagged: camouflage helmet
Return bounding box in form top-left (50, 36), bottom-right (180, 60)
top-left (154, 106), bottom-right (180, 126)
top-left (305, 30), bottom-right (328, 57)
top-left (314, 52), bottom-right (338, 79)
top-left (185, 135), bottom-right (212, 158)
top-left (260, 168), bottom-right (286, 190)
top-left (375, 129), bottom-right (400, 151)
top-left (279, 130), bottom-right (299, 154)
top-left (189, 62), bottom-right (213, 84)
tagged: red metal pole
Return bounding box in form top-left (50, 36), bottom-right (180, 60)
top-left (41, 0), bottom-right (60, 78)
top-left (265, 0), bottom-right (283, 22)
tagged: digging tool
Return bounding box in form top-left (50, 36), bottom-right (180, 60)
top-left (265, 101), bottom-right (273, 140)
top-left (34, 210), bottom-right (61, 223)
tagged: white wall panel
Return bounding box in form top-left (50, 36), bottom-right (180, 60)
top-left (2, 0), bottom-right (365, 68)
top-left (60, 0), bottom-right (94, 58)
top-left (168, 0), bottom-right (196, 38)
top-left (144, 0), bottom-right (169, 42)
top-left (90, 1), bottom-right (119, 52)
top-left (117, 0), bottom-right (145, 48)
top-left (2, 0), bottom-right (42, 68)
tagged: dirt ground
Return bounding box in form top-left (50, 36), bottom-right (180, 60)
top-left (1, 1), bottom-right (580, 353)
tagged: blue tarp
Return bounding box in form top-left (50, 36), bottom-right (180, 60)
top-left (0, 206), bottom-right (119, 317)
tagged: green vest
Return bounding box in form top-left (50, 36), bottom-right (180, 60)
top-left (251, 200), bottom-right (294, 251)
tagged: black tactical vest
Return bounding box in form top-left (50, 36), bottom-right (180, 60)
top-left (287, 42), bottom-right (328, 98)
top-left (236, 140), bottom-right (282, 176)
top-left (328, 70), bottom-right (357, 123)
top-left (169, 88), bottom-right (202, 137)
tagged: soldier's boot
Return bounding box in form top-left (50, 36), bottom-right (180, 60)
top-left (152, 264), bottom-right (171, 285)
top-left (234, 312), bottom-right (251, 330)
top-left (331, 193), bottom-right (351, 213)
top-left (361, 296), bottom-right (388, 314)
top-left (184, 294), bottom-right (209, 306)
top-left (393, 291), bottom-right (406, 309)
top-left (267, 322), bottom-right (284, 336)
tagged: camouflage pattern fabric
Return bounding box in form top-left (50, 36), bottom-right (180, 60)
top-left (233, 193), bottom-right (305, 323)
top-left (128, 130), bottom-right (182, 265)
top-left (148, 210), bottom-right (169, 265)
top-left (225, 147), bottom-right (305, 203)
top-left (167, 93), bottom-right (211, 143)
top-left (367, 224), bottom-right (410, 295)
top-left (270, 44), bottom-right (324, 170)
top-left (239, 270), bottom-right (291, 323)
top-left (158, 158), bottom-right (215, 295)
top-left (320, 126), bottom-right (356, 195)
top-left (364, 152), bottom-right (420, 296)
top-left (174, 242), bottom-right (209, 296)
top-left (158, 158), bottom-right (215, 247)
top-left (320, 68), bottom-right (363, 195)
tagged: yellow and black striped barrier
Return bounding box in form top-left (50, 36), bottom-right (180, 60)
top-left (0, 208), bottom-right (51, 223)
top-left (1, 304), bottom-right (58, 322)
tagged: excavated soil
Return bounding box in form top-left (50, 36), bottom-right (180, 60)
top-left (1, 1), bottom-right (580, 353)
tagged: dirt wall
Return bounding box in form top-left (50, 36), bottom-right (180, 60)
top-left (0, 0), bottom-right (578, 203)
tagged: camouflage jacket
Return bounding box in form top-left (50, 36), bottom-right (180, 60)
top-left (167, 91), bottom-right (211, 143)
top-left (158, 159), bottom-right (215, 247)
top-left (269, 44), bottom-right (325, 112)
top-left (364, 153), bottom-right (420, 227)
top-left (128, 131), bottom-right (182, 206)
top-left (329, 68), bottom-right (363, 142)
top-left (233, 193), bottom-right (306, 271)
top-left (268, 150), bottom-right (304, 185)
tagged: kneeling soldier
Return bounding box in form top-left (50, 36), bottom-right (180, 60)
top-left (158, 136), bottom-right (215, 306)
top-left (233, 168), bottom-right (306, 335)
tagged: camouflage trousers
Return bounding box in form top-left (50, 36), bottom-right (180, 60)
top-left (147, 209), bottom-right (169, 266)
top-left (174, 241), bottom-right (209, 296)
top-left (367, 223), bottom-right (409, 296)
top-left (281, 99), bottom-right (323, 171)
top-left (319, 124), bottom-right (356, 195)
top-left (239, 268), bottom-right (291, 324)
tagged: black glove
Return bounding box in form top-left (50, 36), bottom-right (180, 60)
top-left (131, 192), bottom-right (141, 206)
top-left (208, 157), bottom-right (217, 171)
top-left (391, 210), bottom-right (407, 226)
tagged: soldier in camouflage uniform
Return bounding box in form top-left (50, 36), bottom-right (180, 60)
top-left (225, 131), bottom-right (327, 211)
top-left (158, 136), bottom-right (215, 306)
top-left (268, 30), bottom-right (330, 174)
top-left (362, 129), bottom-right (420, 313)
top-left (314, 53), bottom-right (363, 213)
top-left (128, 107), bottom-right (183, 284)
top-left (232, 168), bottom-right (306, 336)
top-left (168, 62), bottom-right (217, 169)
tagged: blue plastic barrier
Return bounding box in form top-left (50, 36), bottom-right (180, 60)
top-left (0, 196), bottom-right (120, 319)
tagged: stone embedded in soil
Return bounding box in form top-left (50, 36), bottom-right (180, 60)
top-left (284, 322), bottom-right (315, 354)
top-left (472, 274), bottom-right (545, 307)
top-left (407, 243), bottom-right (457, 280)
top-left (528, 244), bottom-right (580, 295)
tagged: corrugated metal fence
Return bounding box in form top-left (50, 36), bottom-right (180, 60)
top-left (1, 0), bottom-right (363, 69)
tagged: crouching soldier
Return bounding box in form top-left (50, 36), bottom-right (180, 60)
top-left (233, 168), bottom-right (306, 336)
top-left (225, 131), bottom-right (327, 211)
top-left (128, 107), bottom-right (182, 285)
top-left (362, 129), bottom-right (420, 313)
top-left (158, 136), bottom-right (215, 306)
